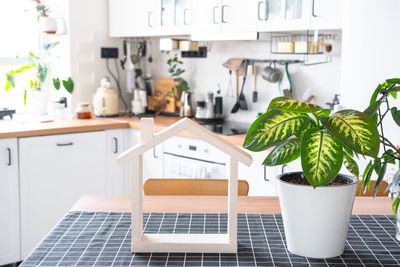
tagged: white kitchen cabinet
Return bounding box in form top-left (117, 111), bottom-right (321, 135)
top-left (191, 0), bottom-right (258, 40)
top-left (256, 0), bottom-right (311, 32)
top-left (109, 0), bottom-right (159, 37)
top-left (238, 150), bottom-right (278, 196)
top-left (106, 129), bottom-right (129, 195)
top-left (0, 138), bottom-right (20, 265)
top-left (19, 131), bottom-right (107, 258)
top-left (309, 0), bottom-right (342, 30)
top-left (109, 0), bottom-right (191, 37)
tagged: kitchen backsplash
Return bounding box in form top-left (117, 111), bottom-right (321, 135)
top-left (149, 37), bottom-right (341, 122)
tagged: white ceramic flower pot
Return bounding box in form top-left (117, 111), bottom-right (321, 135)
top-left (38, 16), bottom-right (57, 34)
top-left (278, 172), bottom-right (358, 258)
top-left (28, 90), bottom-right (49, 116)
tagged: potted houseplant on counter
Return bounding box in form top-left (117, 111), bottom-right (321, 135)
top-left (243, 97), bottom-right (379, 258)
top-left (32, 0), bottom-right (57, 34)
top-left (5, 44), bottom-right (73, 115)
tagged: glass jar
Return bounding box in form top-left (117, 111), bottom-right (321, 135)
top-left (76, 103), bottom-right (92, 119)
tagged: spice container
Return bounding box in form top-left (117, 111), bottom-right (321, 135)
top-left (76, 103), bottom-right (92, 119)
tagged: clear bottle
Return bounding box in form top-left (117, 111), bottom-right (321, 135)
top-left (76, 103), bottom-right (92, 119)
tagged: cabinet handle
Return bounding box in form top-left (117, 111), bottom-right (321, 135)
top-left (257, 1), bottom-right (263, 21)
top-left (212, 6), bottom-right (219, 24)
top-left (263, 165), bottom-right (269, 181)
top-left (221, 5), bottom-right (228, 23)
top-left (56, 142), bottom-right (74, 147)
top-left (6, 148), bottom-right (11, 166)
top-left (183, 8), bottom-right (189, 25)
top-left (312, 0), bottom-right (317, 17)
top-left (148, 11), bottom-right (153, 28)
top-left (153, 147), bottom-right (158, 158)
top-left (113, 137), bottom-right (118, 154)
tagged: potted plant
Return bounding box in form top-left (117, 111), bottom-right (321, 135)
top-left (243, 97), bottom-right (379, 258)
top-left (32, 0), bottom-right (57, 33)
top-left (5, 44), bottom-right (73, 115)
top-left (363, 78), bottom-right (400, 239)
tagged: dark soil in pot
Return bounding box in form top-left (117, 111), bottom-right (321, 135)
top-left (280, 172), bottom-right (355, 186)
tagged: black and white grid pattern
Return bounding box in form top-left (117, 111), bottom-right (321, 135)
top-left (20, 212), bottom-right (400, 266)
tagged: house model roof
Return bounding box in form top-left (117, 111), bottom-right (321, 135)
top-left (117, 117), bottom-right (253, 166)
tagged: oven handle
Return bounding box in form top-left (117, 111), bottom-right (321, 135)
top-left (163, 152), bottom-right (225, 166)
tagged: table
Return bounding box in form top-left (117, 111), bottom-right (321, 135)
top-left (20, 196), bottom-right (399, 267)
top-left (71, 195), bottom-right (394, 215)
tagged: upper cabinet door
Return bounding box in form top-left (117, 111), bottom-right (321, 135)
top-left (256, 0), bottom-right (311, 31)
top-left (191, 0), bottom-right (222, 36)
top-left (310, 0), bottom-right (342, 30)
top-left (192, 0), bottom-right (257, 40)
top-left (109, 0), bottom-right (159, 37)
top-left (0, 138), bottom-right (20, 265)
top-left (159, 0), bottom-right (192, 35)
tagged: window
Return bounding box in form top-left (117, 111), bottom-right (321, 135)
top-left (0, 0), bottom-right (39, 110)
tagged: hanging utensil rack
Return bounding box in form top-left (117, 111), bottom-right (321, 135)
top-left (268, 31), bottom-right (339, 66)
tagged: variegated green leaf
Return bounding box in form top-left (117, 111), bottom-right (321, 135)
top-left (314, 109), bottom-right (331, 119)
top-left (321, 110), bottom-right (380, 157)
top-left (301, 129), bottom-right (343, 187)
top-left (263, 138), bottom-right (301, 166)
top-left (267, 96), bottom-right (322, 113)
top-left (243, 110), bottom-right (312, 152)
top-left (343, 152), bottom-right (359, 177)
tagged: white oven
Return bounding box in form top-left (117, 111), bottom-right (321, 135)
top-left (162, 136), bottom-right (226, 179)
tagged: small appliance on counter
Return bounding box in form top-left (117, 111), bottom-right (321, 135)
top-left (93, 77), bottom-right (119, 117)
top-left (179, 91), bottom-right (193, 117)
top-left (0, 108), bottom-right (16, 120)
top-left (131, 88), bottom-right (147, 115)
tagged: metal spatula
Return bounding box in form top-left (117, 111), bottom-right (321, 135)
top-left (238, 60), bottom-right (248, 110)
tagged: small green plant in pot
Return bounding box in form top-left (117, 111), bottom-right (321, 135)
top-left (243, 97), bottom-right (379, 258)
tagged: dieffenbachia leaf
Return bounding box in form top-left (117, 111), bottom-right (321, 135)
top-left (386, 78), bottom-right (400, 84)
top-left (343, 152), bottom-right (359, 177)
top-left (263, 138), bottom-right (301, 166)
top-left (391, 107), bottom-right (400, 127)
top-left (243, 109), bottom-right (312, 152)
top-left (314, 109), bottom-right (331, 119)
top-left (267, 96), bottom-right (322, 113)
top-left (321, 110), bottom-right (380, 158)
top-left (301, 128), bottom-right (343, 187)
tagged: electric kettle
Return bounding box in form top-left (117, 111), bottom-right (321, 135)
top-left (93, 77), bottom-right (119, 117)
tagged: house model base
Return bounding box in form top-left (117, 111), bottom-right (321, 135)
top-left (132, 234), bottom-right (237, 253)
top-left (117, 118), bottom-right (252, 254)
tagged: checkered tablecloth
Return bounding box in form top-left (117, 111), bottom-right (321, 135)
top-left (20, 212), bottom-right (400, 266)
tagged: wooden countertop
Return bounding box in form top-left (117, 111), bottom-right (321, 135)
top-left (71, 196), bottom-right (394, 215)
top-left (0, 116), bottom-right (246, 146)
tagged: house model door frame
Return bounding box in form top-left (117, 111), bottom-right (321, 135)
top-left (118, 118), bottom-right (252, 253)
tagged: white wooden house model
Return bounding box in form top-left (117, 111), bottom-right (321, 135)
top-left (117, 118), bottom-right (253, 253)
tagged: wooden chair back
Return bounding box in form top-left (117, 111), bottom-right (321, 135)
top-left (143, 178), bottom-right (249, 196)
top-left (356, 180), bottom-right (389, 197)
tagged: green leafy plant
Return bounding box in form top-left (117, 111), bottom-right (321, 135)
top-left (166, 53), bottom-right (189, 92)
top-left (364, 78), bottom-right (400, 214)
top-left (4, 42), bottom-right (73, 105)
top-left (243, 97), bottom-right (380, 188)
top-left (32, 0), bottom-right (49, 18)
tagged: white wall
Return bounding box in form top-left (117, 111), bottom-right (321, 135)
top-left (68, 0), bottom-right (128, 111)
top-left (340, 0), bottom-right (400, 111)
top-left (340, 0), bottom-right (400, 180)
top-left (150, 37), bottom-right (341, 122)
